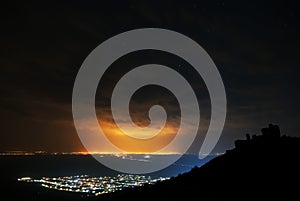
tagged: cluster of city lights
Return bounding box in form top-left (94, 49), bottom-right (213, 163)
top-left (18, 174), bottom-right (169, 196)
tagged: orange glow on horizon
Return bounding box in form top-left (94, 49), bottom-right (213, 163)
top-left (99, 119), bottom-right (179, 153)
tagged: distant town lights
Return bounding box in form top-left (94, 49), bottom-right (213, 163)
top-left (18, 174), bottom-right (169, 196)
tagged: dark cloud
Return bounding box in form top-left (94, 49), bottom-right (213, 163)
top-left (0, 0), bottom-right (299, 153)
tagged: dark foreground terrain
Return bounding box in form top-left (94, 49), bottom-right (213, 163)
top-left (102, 124), bottom-right (300, 200)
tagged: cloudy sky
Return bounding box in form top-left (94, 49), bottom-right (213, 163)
top-left (0, 0), bottom-right (299, 154)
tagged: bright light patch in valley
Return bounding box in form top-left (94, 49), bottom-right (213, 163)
top-left (18, 174), bottom-right (169, 196)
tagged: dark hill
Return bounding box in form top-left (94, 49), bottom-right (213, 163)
top-left (102, 124), bottom-right (300, 200)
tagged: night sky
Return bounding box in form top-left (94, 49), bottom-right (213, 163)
top-left (0, 0), bottom-right (299, 154)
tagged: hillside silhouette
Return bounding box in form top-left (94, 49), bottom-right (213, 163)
top-left (102, 124), bottom-right (300, 200)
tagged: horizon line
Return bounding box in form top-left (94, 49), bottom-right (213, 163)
top-left (0, 151), bottom-right (222, 156)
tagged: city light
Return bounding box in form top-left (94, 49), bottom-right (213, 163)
top-left (18, 174), bottom-right (169, 196)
